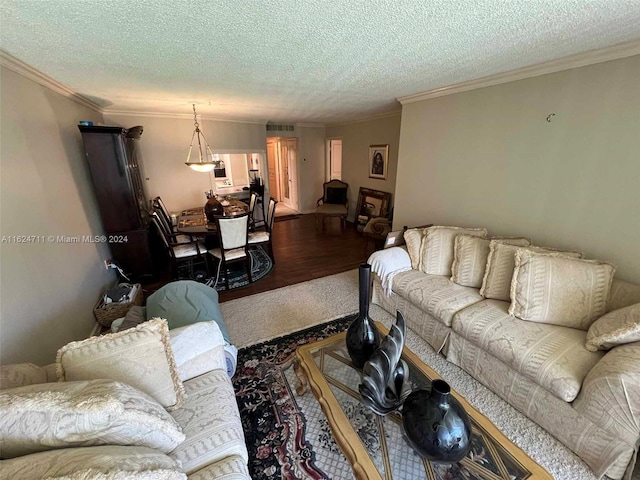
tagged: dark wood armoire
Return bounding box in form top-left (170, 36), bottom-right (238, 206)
top-left (78, 125), bottom-right (154, 280)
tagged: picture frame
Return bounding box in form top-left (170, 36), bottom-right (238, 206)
top-left (368, 144), bottom-right (389, 180)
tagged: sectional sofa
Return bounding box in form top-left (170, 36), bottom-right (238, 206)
top-left (369, 225), bottom-right (640, 480)
top-left (0, 319), bottom-right (250, 479)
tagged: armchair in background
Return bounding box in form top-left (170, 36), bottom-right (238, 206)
top-left (315, 179), bottom-right (349, 231)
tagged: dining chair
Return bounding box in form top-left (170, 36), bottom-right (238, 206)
top-left (149, 212), bottom-right (209, 280)
top-left (152, 205), bottom-right (192, 244)
top-left (248, 198), bottom-right (278, 263)
top-left (248, 192), bottom-right (260, 231)
top-left (152, 196), bottom-right (193, 240)
top-left (208, 212), bottom-right (252, 290)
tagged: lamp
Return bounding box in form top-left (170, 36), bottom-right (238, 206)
top-left (185, 104), bottom-right (217, 172)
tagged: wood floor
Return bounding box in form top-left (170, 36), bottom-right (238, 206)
top-left (217, 214), bottom-right (373, 302)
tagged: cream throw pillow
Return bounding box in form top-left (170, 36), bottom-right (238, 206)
top-left (0, 445), bottom-right (186, 479)
top-left (509, 251), bottom-right (615, 330)
top-left (480, 242), bottom-right (583, 301)
top-left (403, 228), bottom-right (425, 270)
top-left (419, 226), bottom-right (487, 276)
top-left (169, 321), bottom-right (227, 382)
top-left (0, 379), bottom-right (185, 458)
top-left (56, 318), bottom-right (184, 410)
top-left (585, 303), bottom-right (640, 351)
top-left (451, 236), bottom-right (530, 288)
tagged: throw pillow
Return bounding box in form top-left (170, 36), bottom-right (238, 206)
top-left (146, 280), bottom-right (230, 341)
top-left (0, 379), bottom-right (185, 458)
top-left (0, 445), bottom-right (186, 479)
top-left (403, 227), bottom-right (426, 270)
top-left (419, 226), bottom-right (488, 276)
top-left (451, 235), bottom-right (530, 288)
top-left (585, 303), bottom-right (640, 351)
top-left (480, 242), bottom-right (584, 301)
top-left (118, 305), bottom-right (148, 331)
top-left (56, 318), bottom-right (184, 410)
top-left (509, 251), bottom-right (615, 330)
top-left (169, 321), bottom-right (227, 382)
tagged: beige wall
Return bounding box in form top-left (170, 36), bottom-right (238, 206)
top-left (1, 66), bottom-right (115, 365)
top-left (290, 126), bottom-right (327, 213)
top-left (104, 114), bottom-right (267, 213)
top-left (395, 55), bottom-right (640, 282)
top-left (326, 114), bottom-right (401, 221)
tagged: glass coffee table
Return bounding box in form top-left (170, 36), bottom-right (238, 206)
top-left (293, 323), bottom-right (552, 480)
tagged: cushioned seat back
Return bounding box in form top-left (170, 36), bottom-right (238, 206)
top-left (146, 280), bottom-right (229, 342)
top-left (607, 279), bottom-right (640, 312)
top-left (323, 180), bottom-right (348, 204)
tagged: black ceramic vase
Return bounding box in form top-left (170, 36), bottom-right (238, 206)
top-left (204, 196), bottom-right (223, 222)
top-left (346, 264), bottom-right (381, 369)
top-left (402, 379), bottom-right (472, 463)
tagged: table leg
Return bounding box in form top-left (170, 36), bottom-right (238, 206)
top-left (293, 357), bottom-right (309, 396)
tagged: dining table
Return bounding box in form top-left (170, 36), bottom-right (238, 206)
top-left (176, 198), bottom-right (249, 237)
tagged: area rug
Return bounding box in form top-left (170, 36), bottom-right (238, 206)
top-left (231, 307), bottom-right (605, 480)
top-left (205, 246), bottom-right (273, 291)
top-left (233, 317), bottom-right (354, 480)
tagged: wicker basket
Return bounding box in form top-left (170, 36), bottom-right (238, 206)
top-left (93, 283), bottom-right (144, 327)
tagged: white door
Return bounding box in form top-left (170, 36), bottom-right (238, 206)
top-left (329, 139), bottom-right (342, 180)
top-left (280, 138), bottom-right (299, 211)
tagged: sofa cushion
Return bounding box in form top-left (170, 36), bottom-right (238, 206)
top-left (169, 321), bottom-right (227, 382)
top-left (585, 303), bottom-right (640, 351)
top-left (170, 369), bottom-right (248, 474)
top-left (451, 235), bottom-right (530, 288)
top-left (403, 227), bottom-right (425, 270)
top-left (419, 226), bottom-right (487, 276)
top-left (56, 318), bottom-right (185, 410)
top-left (392, 270), bottom-right (483, 327)
top-left (187, 454), bottom-right (250, 480)
top-left (480, 242), bottom-right (583, 301)
top-left (607, 279), bottom-right (640, 312)
top-left (0, 445), bottom-right (185, 480)
top-left (0, 363), bottom-right (48, 390)
top-left (0, 379), bottom-right (185, 458)
top-left (509, 251), bottom-right (615, 330)
top-left (452, 299), bottom-right (605, 402)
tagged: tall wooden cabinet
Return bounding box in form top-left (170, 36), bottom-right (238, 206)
top-left (79, 125), bottom-right (153, 279)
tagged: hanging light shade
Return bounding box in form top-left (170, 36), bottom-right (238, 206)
top-left (185, 104), bottom-right (217, 172)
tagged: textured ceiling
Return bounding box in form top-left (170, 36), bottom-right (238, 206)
top-left (2, 1), bottom-right (640, 123)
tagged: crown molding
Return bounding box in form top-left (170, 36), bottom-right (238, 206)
top-left (398, 40), bottom-right (640, 105)
top-left (294, 122), bottom-right (326, 128)
top-left (327, 109), bottom-right (402, 127)
top-left (103, 109), bottom-right (268, 125)
top-left (0, 50), bottom-right (103, 113)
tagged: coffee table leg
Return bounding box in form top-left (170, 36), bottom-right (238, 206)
top-left (293, 358), bottom-right (309, 395)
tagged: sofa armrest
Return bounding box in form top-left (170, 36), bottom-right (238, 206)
top-left (573, 342), bottom-right (640, 447)
top-left (0, 363), bottom-right (55, 389)
top-left (367, 246), bottom-right (411, 294)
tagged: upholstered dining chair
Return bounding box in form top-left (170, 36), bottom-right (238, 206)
top-left (152, 196), bottom-right (191, 243)
top-left (149, 211), bottom-right (209, 280)
top-left (208, 212), bottom-right (252, 290)
top-left (315, 179), bottom-right (349, 230)
top-left (248, 198), bottom-right (278, 263)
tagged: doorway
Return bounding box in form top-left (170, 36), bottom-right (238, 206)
top-left (266, 137), bottom-right (299, 212)
top-left (327, 138), bottom-right (342, 180)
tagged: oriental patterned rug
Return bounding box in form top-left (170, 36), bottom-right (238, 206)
top-left (232, 316), bottom-right (538, 480)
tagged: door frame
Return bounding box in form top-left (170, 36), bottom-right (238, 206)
top-left (326, 137), bottom-right (343, 181)
top-left (267, 136), bottom-right (300, 212)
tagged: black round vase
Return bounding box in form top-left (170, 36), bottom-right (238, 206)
top-left (346, 264), bottom-right (381, 369)
top-left (204, 196), bottom-right (223, 222)
top-left (402, 379), bottom-right (472, 463)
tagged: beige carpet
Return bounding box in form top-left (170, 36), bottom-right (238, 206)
top-left (221, 269), bottom-right (637, 480)
top-left (221, 269), bottom-right (359, 348)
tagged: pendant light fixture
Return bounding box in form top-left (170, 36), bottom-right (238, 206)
top-left (185, 104), bottom-right (217, 172)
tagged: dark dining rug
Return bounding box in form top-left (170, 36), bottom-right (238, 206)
top-left (204, 246), bottom-right (273, 291)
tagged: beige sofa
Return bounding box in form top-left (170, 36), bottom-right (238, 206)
top-left (0, 321), bottom-right (250, 479)
top-left (370, 228), bottom-right (640, 480)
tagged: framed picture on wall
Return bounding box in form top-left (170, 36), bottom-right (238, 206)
top-left (368, 144), bottom-right (389, 180)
